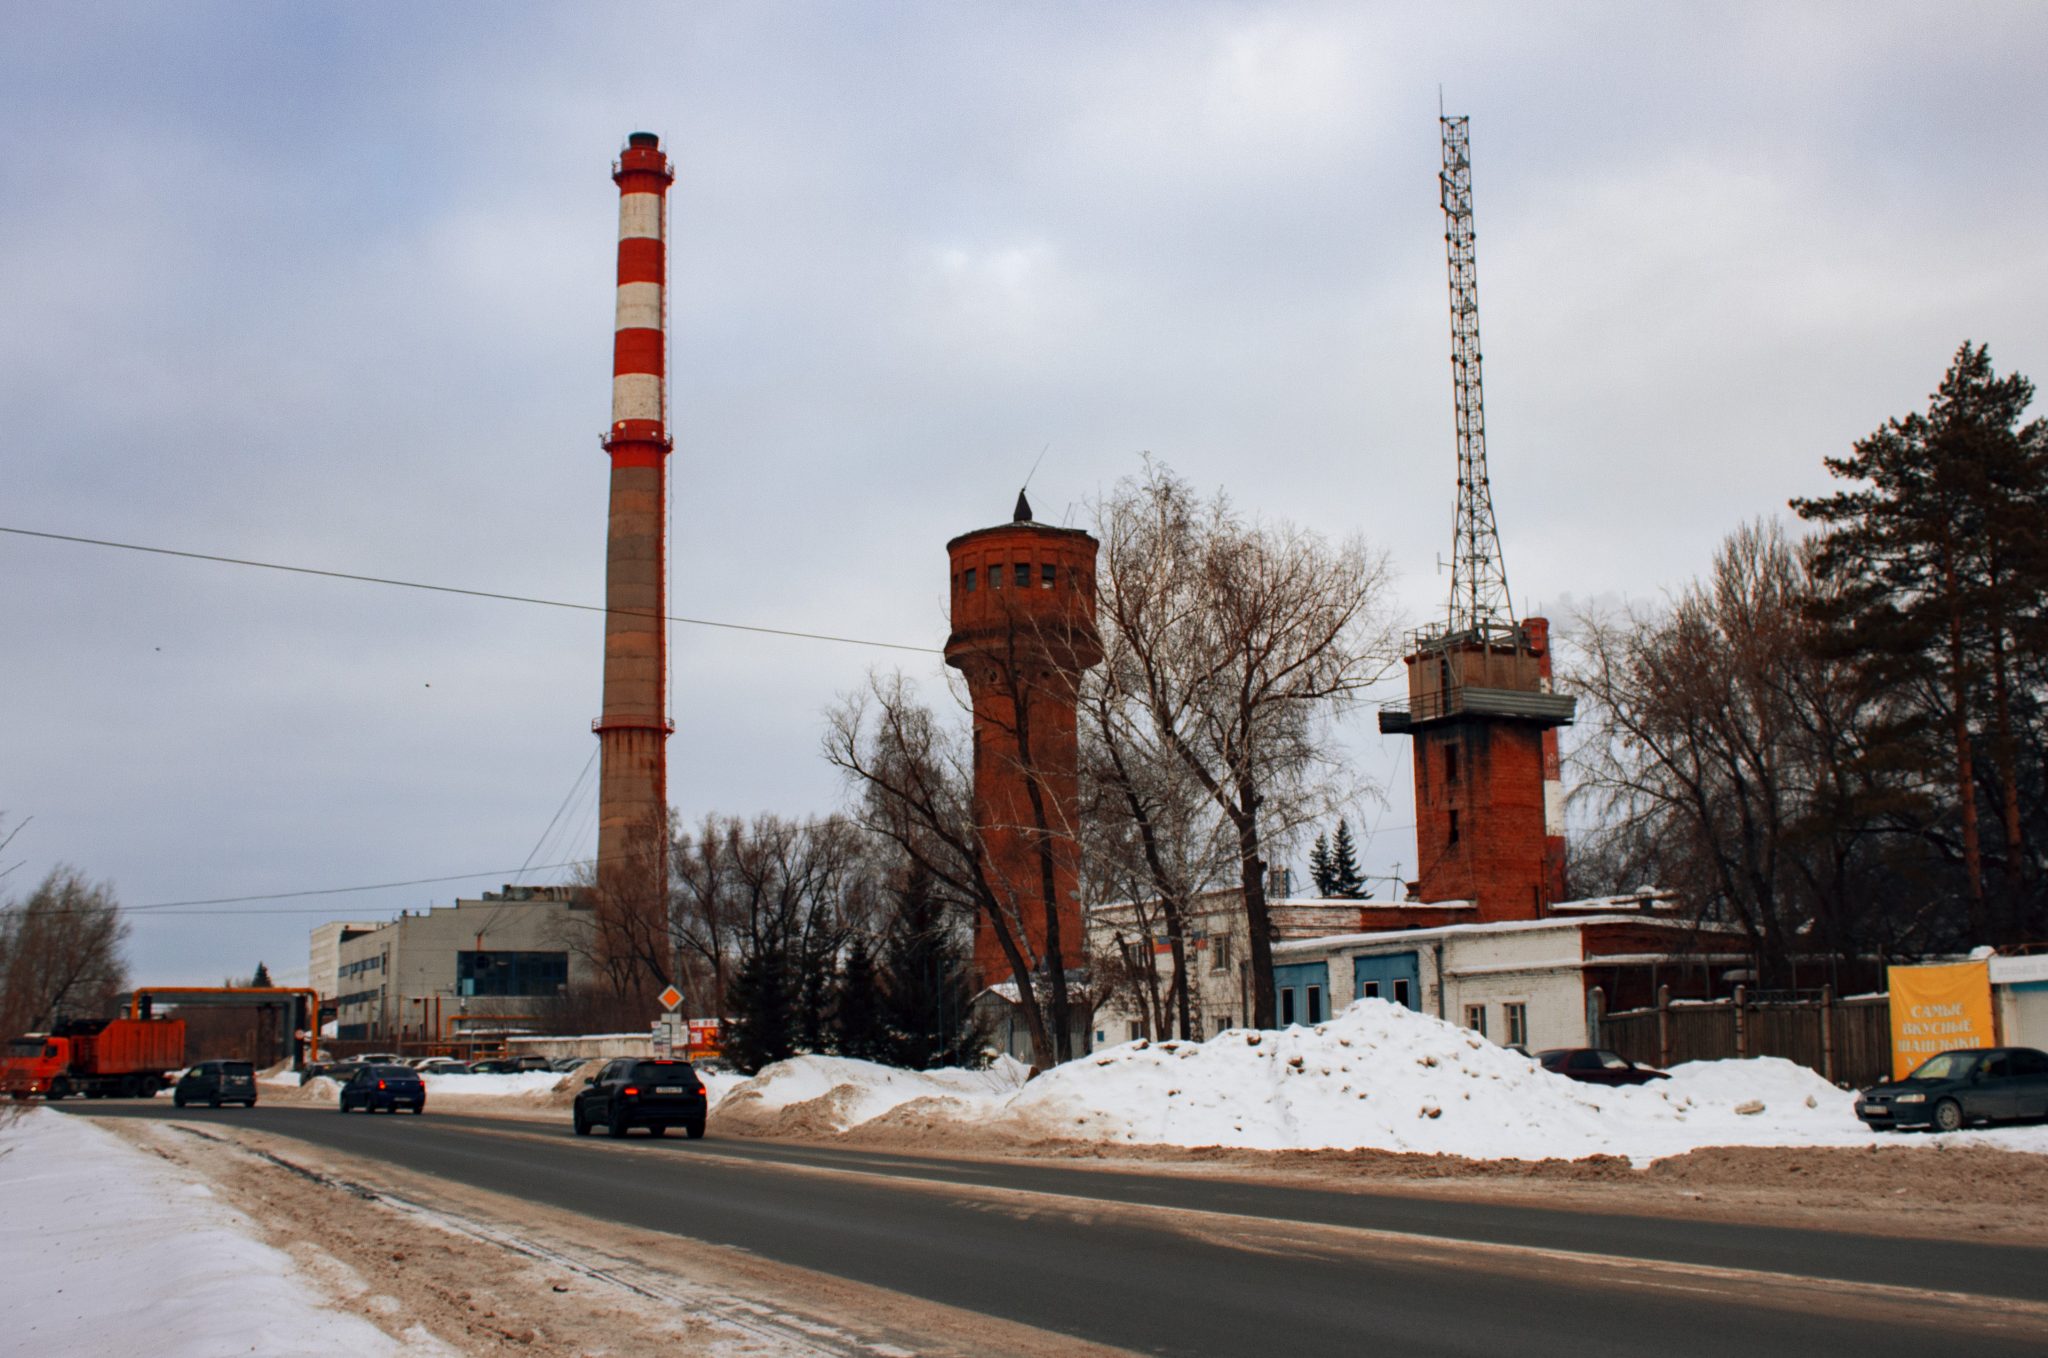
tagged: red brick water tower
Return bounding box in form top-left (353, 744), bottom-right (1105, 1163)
top-left (944, 493), bottom-right (1101, 986)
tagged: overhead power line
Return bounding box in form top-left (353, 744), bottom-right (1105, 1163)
top-left (117, 859), bottom-right (594, 914)
top-left (0, 525), bottom-right (940, 655)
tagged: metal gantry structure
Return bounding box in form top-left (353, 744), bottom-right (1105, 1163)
top-left (1437, 115), bottom-right (1517, 644)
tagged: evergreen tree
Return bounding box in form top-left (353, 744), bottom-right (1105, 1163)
top-left (880, 865), bottom-right (984, 1070)
top-left (1795, 342), bottom-right (2048, 944)
top-left (723, 946), bottom-right (796, 1075)
top-left (250, 961), bottom-right (272, 989)
top-left (1329, 820), bottom-right (1366, 898)
top-left (833, 936), bottom-right (889, 1061)
top-left (1308, 833), bottom-right (1336, 897)
top-left (796, 947), bottom-right (837, 1055)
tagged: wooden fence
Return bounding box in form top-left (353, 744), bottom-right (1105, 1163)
top-left (1594, 986), bottom-right (1890, 1088)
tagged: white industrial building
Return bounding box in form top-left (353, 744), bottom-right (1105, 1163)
top-left (323, 886), bottom-right (596, 1046)
top-left (308, 921), bottom-right (379, 1003)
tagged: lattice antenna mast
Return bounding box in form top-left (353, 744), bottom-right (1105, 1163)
top-left (1439, 115), bottom-right (1516, 638)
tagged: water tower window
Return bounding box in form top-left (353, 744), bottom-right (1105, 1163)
top-left (1014, 563), bottom-right (1030, 589)
top-left (1041, 563), bottom-right (1057, 589)
top-left (1445, 745), bottom-right (1459, 783)
top-left (964, 568), bottom-right (977, 592)
top-left (990, 564), bottom-right (1003, 589)
top-left (1448, 809), bottom-right (1461, 845)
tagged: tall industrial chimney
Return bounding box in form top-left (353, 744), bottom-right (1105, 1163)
top-left (593, 132), bottom-right (675, 943)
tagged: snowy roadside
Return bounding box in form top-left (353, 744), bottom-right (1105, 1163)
top-left (710, 1001), bottom-right (2048, 1165)
top-left (0, 1106), bottom-right (431, 1357)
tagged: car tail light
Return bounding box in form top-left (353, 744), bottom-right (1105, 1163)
top-left (695, 1085), bottom-right (706, 1096)
top-left (622, 1086), bottom-right (638, 1096)
top-left (377, 1080), bottom-right (386, 1090)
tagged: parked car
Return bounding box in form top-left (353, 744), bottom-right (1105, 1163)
top-left (468, 1058), bottom-right (517, 1074)
top-left (1856, 1047), bottom-right (2048, 1132)
top-left (411, 1057), bottom-right (469, 1074)
top-left (573, 1058), bottom-right (707, 1139)
top-left (550, 1056), bottom-right (592, 1073)
top-left (338, 1064), bottom-right (426, 1114)
top-left (1536, 1048), bottom-right (1671, 1086)
top-left (503, 1055), bottom-right (555, 1073)
top-left (173, 1060), bottom-right (259, 1108)
top-left (302, 1060), bottom-right (364, 1087)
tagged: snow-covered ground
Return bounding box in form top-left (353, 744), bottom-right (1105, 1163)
top-left (712, 1000), bottom-right (2048, 1164)
top-left (0, 1107), bottom-right (433, 1356)
top-left (714, 1054), bottom-right (1028, 1131)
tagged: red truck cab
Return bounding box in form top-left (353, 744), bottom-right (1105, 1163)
top-left (2, 1035), bottom-right (67, 1098)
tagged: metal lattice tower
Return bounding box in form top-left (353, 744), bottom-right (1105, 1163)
top-left (1439, 115), bottom-right (1515, 639)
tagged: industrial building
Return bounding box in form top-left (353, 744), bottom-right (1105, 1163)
top-left (1086, 889), bottom-right (1704, 1052)
top-left (308, 920), bottom-right (379, 1003)
top-left (325, 886), bottom-right (594, 1046)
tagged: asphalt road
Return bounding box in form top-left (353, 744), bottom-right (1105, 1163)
top-left (64, 1101), bottom-right (2048, 1356)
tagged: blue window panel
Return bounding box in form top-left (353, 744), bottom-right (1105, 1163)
top-left (1354, 952), bottom-right (1422, 1011)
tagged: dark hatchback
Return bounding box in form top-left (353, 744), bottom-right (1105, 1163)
top-left (1536, 1048), bottom-right (1671, 1086)
top-left (338, 1063), bottom-right (426, 1114)
top-left (573, 1058), bottom-right (707, 1139)
top-left (1856, 1047), bottom-right (2048, 1132)
top-left (174, 1060), bottom-right (258, 1108)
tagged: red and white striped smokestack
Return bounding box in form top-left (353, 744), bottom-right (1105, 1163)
top-left (593, 131), bottom-right (676, 938)
top-left (1523, 616), bottom-right (1568, 904)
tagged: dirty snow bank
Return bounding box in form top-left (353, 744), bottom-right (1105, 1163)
top-left (726, 1001), bottom-right (2048, 1162)
top-left (713, 1055), bottom-right (1029, 1133)
top-left (0, 1107), bottom-right (421, 1355)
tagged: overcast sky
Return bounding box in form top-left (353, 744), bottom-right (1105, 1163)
top-left (5, 3), bottom-right (2045, 987)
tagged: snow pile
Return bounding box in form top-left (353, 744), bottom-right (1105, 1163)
top-left (0, 1108), bottom-right (423, 1355)
top-left (717, 1000), bottom-right (2048, 1161)
top-left (995, 1001), bottom-right (2040, 1160)
top-left (420, 1070), bottom-right (567, 1100)
top-left (1002, 1003), bottom-right (1623, 1157)
top-left (714, 1054), bottom-right (1028, 1134)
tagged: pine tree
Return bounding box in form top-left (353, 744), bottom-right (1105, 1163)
top-left (1308, 833), bottom-right (1336, 897)
top-left (1795, 342), bottom-right (2048, 944)
top-left (796, 947), bottom-right (837, 1055)
top-left (880, 865), bottom-right (984, 1070)
top-left (723, 946), bottom-right (796, 1075)
top-left (1329, 820), bottom-right (1366, 898)
top-left (833, 936), bottom-right (888, 1061)
top-left (250, 961), bottom-right (272, 989)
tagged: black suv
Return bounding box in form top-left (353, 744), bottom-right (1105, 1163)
top-left (338, 1063), bottom-right (426, 1114)
top-left (573, 1058), bottom-right (706, 1139)
top-left (173, 1060), bottom-right (258, 1108)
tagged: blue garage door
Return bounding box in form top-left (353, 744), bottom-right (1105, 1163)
top-left (1354, 953), bottom-right (1422, 1012)
top-left (1272, 962), bottom-right (1329, 1027)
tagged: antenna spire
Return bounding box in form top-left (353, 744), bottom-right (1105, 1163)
top-left (1439, 114), bottom-right (1515, 637)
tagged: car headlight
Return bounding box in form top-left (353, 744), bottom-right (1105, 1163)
top-left (1894, 1093), bottom-right (1926, 1104)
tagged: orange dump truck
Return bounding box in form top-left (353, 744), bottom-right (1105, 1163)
top-left (2, 1017), bottom-right (187, 1100)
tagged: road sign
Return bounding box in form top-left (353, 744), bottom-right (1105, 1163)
top-left (658, 985), bottom-right (684, 1011)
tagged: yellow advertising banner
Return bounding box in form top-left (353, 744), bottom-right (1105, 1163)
top-left (1887, 962), bottom-right (1996, 1080)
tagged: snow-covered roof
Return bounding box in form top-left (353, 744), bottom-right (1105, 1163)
top-left (1271, 911), bottom-right (1701, 955)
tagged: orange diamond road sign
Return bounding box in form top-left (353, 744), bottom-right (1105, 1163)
top-left (659, 986), bottom-right (683, 1011)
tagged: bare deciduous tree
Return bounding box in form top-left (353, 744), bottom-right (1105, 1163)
top-left (826, 672), bottom-right (1065, 1067)
top-left (1091, 462), bottom-right (1398, 1029)
top-left (1569, 520), bottom-right (1943, 982)
top-left (1079, 674), bottom-right (1233, 1040)
top-left (0, 865), bottom-right (130, 1040)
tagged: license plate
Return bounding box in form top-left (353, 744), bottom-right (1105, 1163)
top-left (655, 1085), bottom-right (685, 1094)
